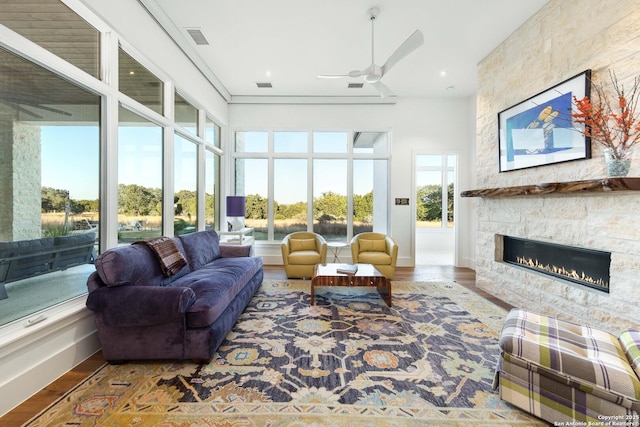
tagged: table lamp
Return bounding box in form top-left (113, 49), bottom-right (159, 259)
top-left (226, 196), bottom-right (246, 231)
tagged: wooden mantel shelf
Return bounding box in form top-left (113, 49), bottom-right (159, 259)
top-left (460, 178), bottom-right (640, 198)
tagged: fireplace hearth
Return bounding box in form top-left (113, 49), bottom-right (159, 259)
top-left (500, 236), bottom-right (611, 293)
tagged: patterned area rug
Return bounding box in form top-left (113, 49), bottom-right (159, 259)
top-left (26, 280), bottom-right (547, 426)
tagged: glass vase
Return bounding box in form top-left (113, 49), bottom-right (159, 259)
top-left (603, 147), bottom-right (632, 177)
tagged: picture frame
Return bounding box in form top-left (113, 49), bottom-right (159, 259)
top-left (498, 70), bottom-right (591, 172)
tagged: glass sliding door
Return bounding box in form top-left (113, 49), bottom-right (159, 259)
top-left (415, 154), bottom-right (456, 265)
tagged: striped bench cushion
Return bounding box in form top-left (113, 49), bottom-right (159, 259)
top-left (499, 309), bottom-right (640, 404)
top-left (620, 330), bottom-right (640, 380)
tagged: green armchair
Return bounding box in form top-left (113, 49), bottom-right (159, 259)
top-left (350, 232), bottom-right (398, 279)
top-left (281, 232), bottom-right (328, 279)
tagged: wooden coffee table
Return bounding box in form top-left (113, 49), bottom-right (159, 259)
top-left (311, 263), bottom-right (391, 306)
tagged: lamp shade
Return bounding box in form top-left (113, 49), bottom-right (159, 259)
top-left (226, 196), bottom-right (246, 217)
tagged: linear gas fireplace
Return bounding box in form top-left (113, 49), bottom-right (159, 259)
top-left (499, 235), bottom-right (611, 293)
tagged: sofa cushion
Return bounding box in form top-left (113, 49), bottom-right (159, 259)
top-left (174, 256), bottom-right (263, 328)
top-left (357, 252), bottom-right (391, 265)
top-left (288, 250), bottom-right (322, 265)
top-left (620, 330), bottom-right (640, 380)
top-left (179, 230), bottom-right (221, 270)
top-left (95, 240), bottom-right (190, 287)
top-left (359, 238), bottom-right (386, 252)
top-left (289, 238), bottom-right (316, 252)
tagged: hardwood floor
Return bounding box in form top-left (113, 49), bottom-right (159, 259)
top-left (0, 265), bottom-right (511, 425)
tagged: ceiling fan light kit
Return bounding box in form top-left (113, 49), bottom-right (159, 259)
top-left (318, 7), bottom-right (424, 97)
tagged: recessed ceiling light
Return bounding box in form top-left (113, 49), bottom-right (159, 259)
top-left (440, 70), bottom-right (447, 77)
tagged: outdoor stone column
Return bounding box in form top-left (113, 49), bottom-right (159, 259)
top-left (0, 108), bottom-right (42, 241)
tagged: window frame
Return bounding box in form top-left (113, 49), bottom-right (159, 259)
top-left (231, 129), bottom-right (391, 243)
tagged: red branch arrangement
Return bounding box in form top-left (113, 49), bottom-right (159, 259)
top-left (572, 70), bottom-right (640, 160)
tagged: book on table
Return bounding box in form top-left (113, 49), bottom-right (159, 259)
top-left (336, 264), bottom-right (358, 274)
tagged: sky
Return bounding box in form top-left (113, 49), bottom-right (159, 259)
top-left (41, 126), bottom-right (99, 200)
top-left (40, 128), bottom-right (443, 205)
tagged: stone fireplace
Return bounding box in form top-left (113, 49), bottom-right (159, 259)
top-left (471, 0), bottom-right (640, 331)
top-left (462, 178), bottom-right (640, 330)
top-left (498, 235), bottom-right (611, 293)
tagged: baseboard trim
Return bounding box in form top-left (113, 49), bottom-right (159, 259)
top-left (0, 309), bottom-right (100, 417)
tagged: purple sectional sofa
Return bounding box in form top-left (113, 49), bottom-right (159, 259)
top-left (86, 230), bottom-right (263, 363)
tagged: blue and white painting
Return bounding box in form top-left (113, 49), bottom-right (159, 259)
top-left (499, 71), bottom-right (590, 172)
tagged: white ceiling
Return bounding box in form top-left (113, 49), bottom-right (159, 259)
top-left (143, 0), bottom-right (548, 100)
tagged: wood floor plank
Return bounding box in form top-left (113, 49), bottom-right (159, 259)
top-left (0, 265), bottom-right (508, 425)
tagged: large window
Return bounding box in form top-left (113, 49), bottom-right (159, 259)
top-left (118, 47), bottom-right (163, 115)
top-left (117, 106), bottom-right (163, 243)
top-left (205, 150), bottom-right (220, 230)
top-left (174, 135), bottom-right (198, 235)
top-left (0, 46), bottom-right (100, 326)
top-left (175, 91), bottom-right (198, 135)
top-left (233, 130), bottom-right (389, 242)
top-left (205, 117), bottom-right (221, 148)
top-left (274, 159), bottom-right (307, 239)
top-left (235, 158), bottom-right (268, 239)
top-left (0, 1), bottom-right (224, 333)
top-left (0, 0), bottom-right (100, 78)
top-left (313, 159), bottom-right (348, 240)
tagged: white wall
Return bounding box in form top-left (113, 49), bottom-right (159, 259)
top-left (229, 96), bottom-right (477, 267)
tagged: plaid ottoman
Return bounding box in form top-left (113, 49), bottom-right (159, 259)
top-left (495, 308), bottom-right (640, 425)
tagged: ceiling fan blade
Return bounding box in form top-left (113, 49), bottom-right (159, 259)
top-left (380, 29), bottom-right (424, 76)
top-left (370, 81), bottom-right (394, 98)
top-left (318, 67), bottom-right (370, 80)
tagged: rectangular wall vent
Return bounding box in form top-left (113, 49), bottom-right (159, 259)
top-left (256, 82), bottom-right (273, 88)
top-left (348, 83), bottom-right (364, 88)
top-left (185, 28), bottom-right (209, 45)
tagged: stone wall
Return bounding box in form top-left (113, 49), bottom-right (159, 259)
top-left (0, 114), bottom-right (42, 241)
top-left (0, 111), bottom-right (13, 241)
top-left (474, 0), bottom-right (640, 331)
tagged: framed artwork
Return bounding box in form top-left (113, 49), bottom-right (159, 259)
top-left (498, 70), bottom-right (591, 172)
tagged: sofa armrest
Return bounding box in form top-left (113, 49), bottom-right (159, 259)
top-left (220, 244), bottom-right (253, 257)
top-left (86, 285), bottom-right (196, 327)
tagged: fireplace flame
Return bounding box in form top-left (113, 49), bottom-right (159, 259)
top-left (515, 256), bottom-right (609, 289)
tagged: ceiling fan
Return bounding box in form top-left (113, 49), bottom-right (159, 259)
top-left (318, 7), bottom-right (424, 97)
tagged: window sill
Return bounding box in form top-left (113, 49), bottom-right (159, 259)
top-left (0, 295), bottom-right (90, 357)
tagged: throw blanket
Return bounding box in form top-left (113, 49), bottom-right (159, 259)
top-left (134, 237), bottom-right (187, 277)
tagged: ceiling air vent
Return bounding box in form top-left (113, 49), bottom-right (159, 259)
top-left (348, 83), bottom-right (364, 89)
top-left (256, 82), bottom-right (273, 88)
top-left (185, 28), bottom-right (209, 45)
